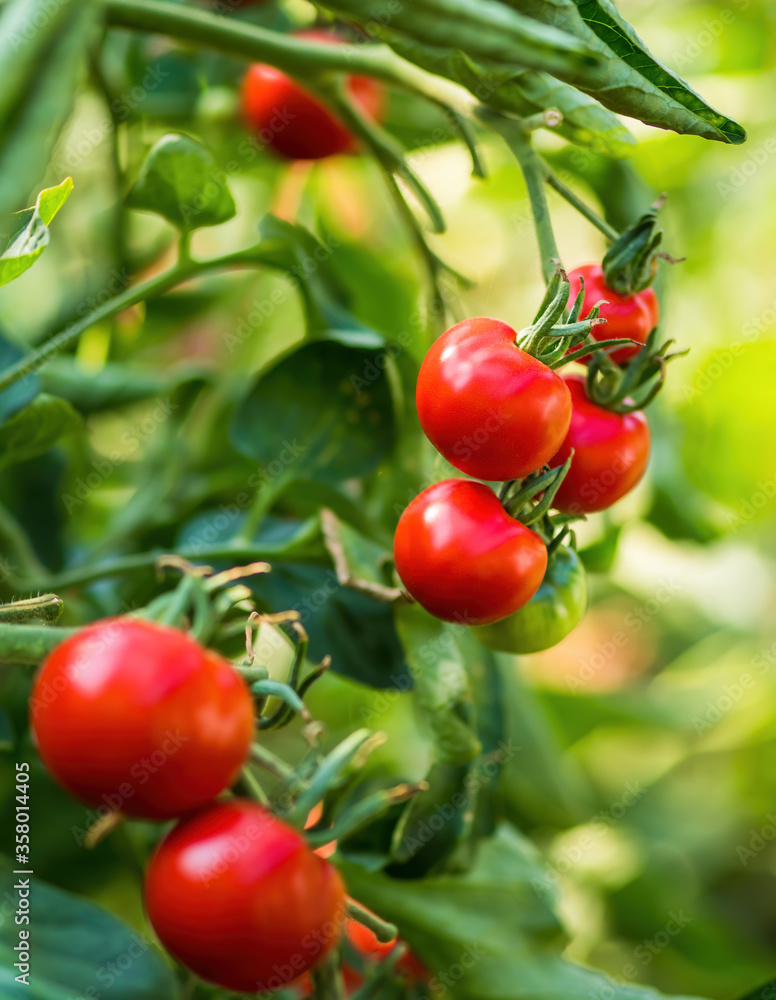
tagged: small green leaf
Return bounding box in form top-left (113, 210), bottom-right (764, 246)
top-left (0, 178), bottom-right (73, 287)
top-left (127, 133), bottom-right (236, 230)
top-left (230, 338), bottom-right (396, 484)
top-left (0, 394), bottom-right (80, 471)
top-left (0, 863), bottom-right (178, 999)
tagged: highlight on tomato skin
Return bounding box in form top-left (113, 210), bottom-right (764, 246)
top-left (241, 32), bottom-right (384, 160)
top-left (550, 374), bottom-right (651, 514)
top-left (29, 618), bottom-right (255, 821)
top-left (567, 263), bottom-right (659, 365)
top-left (415, 316), bottom-right (572, 482)
top-left (144, 800), bottom-right (347, 993)
top-left (393, 479), bottom-right (548, 626)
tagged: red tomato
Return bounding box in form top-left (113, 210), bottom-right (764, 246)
top-left (394, 479), bottom-right (547, 625)
top-left (551, 374), bottom-right (650, 513)
top-left (568, 264), bottom-right (659, 365)
top-left (145, 800), bottom-right (346, 993)
top-left (241, 32), bottom-right (384, 160)
top-left (416, 317), bottom-right (572, 481)
top-left (30, 619), bottom-right (254, 820)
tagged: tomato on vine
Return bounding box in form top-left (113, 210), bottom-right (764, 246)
top-left (242, 32), bottom-right (384, 160)
top-left (550, 374), bottom-right (651, 514)
top-left (30, 619), bottom-right (254, 820)
top-left (394, 479), bottom-right (547, 625)
top-left (568, 263), bottom-right (659, 365)
top-left (145, 800), bottom-right (346, 992)
top-left (416, 317), bottom-right (573, 481)
top-left (475, 544), bottom-right (587, 654)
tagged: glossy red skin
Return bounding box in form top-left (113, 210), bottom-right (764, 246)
top-left (568, 263), bottom-right (659, 365)
top-left (30, 619), bottom-right (254, 820)
top-left (394, 479), bottom-right (547, 625)
top-left (242, 33), bottom-right (384, 160)
top-left (551, 375), bottom-right (651, 513)
top-left (145, 800), bottom-right (346, 993)
top-left (416, 317), bottom-right (572, 481)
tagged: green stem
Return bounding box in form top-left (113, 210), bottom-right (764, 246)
top-left (0, 624), bottom-right (77, 665)
top-left (543, 166), bottom-right (620, 242)
top-left (16, 515), bottom-right (320, 592)
top-left (310, 952), bottom-right (346, 1000)
top-left (104, 0), bottom-right (475, 109)
top-left (345, 900), bottom-right (398, 944)
top-left (318, 76), bottom-right (445, 234)
top-left (477, 108), bottom-right (560, 283)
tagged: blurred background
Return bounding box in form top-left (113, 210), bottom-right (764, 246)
top-left (2, 0), bottom-right (776, 997)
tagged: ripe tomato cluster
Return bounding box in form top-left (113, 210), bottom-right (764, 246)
top-left (394, 265), bottom-right (658, 646)
top-left (29, 618), bottom-right (348, 993)
top-left (242, 32), bottom-right (384, 160)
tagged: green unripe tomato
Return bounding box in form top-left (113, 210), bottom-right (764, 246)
top-left (474, 544), bottom-right (587, 654)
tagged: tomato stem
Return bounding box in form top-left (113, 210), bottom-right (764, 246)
top-left (0, 623), bottom-right (77, 664)
top-left (345, 900), bottom-right (398, 944)
top-left (476, 108), bottom-right (560, 283)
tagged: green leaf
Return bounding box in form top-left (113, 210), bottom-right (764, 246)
top-left (396, 604), bottom-right (482, 766)
top-left (342, 822), bottom-right (565, 950)
top-left (230, 338), bottom-right (396, 485)
top-left (0, 395), bottom-right (80, 471)
top-left (0, 1), bottom-right (98, 226)
top-left (340, 824), bottom-right (708, 1000)
top-left (387, 37), bottom-right (634, 155)
top-left (502, 0), bottom-right (745, 143)
top-left (491, 651), bottom-right (592, 826)
top-left (0, 863), bottom-right (178, 1000)
top-left (255, 216), bottom-right (387, 344)
top-left (320, 0), bottom-right (600, 79)
top-left (0, 178), bottom-right (73, 287)
top-left (127, 133), bottom-right (236, 230)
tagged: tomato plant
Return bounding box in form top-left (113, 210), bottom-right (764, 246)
top-left (0, 0), bottom-right (760, 998)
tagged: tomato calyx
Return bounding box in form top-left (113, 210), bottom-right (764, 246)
top-left (516, 264), bottom-right (639, 368)
top-left (586, 325), bottom-right (688, 414)
top-left (601, 196), bottom-right (683, 295)
top-left (501, 454), bottom-right (574, 530)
